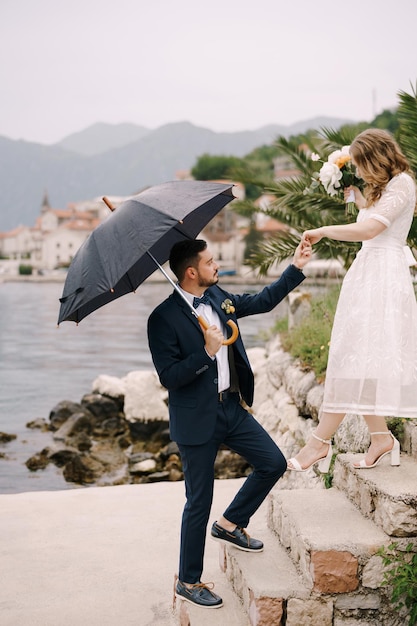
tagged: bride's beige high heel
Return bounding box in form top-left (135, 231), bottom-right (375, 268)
top-left (287, 432), bottom-right (333, 473)
top-left (353, 431), bottom-right (400, 469)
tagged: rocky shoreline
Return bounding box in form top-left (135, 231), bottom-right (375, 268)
top-left (6, 334), bottom-right (379, 490)
top-left (23, 369), bottom-right (255, 487)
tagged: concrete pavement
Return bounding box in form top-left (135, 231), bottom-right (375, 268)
top-left (0, 478), bottom-right (250, 626)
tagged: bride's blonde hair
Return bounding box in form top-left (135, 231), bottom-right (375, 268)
top-left (350, 128), bottom-right (413, 207)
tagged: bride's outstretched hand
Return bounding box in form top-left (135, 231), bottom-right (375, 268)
top-left (302, 228), bottom-right (324, 245)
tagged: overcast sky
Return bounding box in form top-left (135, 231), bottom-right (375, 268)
top-left (1, 0), bottom-right (416, 145)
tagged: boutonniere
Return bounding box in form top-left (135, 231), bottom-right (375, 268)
top-left (221, 298), bottom-right (235, 314)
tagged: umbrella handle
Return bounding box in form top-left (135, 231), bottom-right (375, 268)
top-left (197, 316), bottom-right (239, 346)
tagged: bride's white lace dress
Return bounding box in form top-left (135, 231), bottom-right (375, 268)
top-left (322, 172), bottom-right (417, 418)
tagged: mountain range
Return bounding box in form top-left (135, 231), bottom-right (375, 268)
top-left (0, 117), bottom-right (353, 231)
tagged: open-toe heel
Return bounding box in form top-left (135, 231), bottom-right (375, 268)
top-left (354, 431), bottom-right (400, 469)
top-left (287, 432), bottom-right (333, 473)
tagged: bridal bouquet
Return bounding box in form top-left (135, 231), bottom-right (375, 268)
top-left (309, 146), bottom-right (362, 215)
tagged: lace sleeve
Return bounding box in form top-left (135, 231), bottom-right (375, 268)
top-left (369, 173), bottom-right (415, 227)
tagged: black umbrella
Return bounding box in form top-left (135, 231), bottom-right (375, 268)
top-left (57, 180), bottom-right (238, 344)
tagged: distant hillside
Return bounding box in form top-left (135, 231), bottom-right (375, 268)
top-left (56, 122), bottom-right (151, 156)
top-left (0, 117), bottom-right (353, 231)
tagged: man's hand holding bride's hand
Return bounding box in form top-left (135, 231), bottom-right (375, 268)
top-left (293, 239), bottom-right (312, 270)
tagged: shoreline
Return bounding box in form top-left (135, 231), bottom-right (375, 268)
top-left (0, 272), bottom-right (343, 287)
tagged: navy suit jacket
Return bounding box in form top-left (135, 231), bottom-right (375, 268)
top-left (147, 265), bottom-right (305, 445)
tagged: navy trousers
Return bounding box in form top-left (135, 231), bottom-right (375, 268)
top-left (177, 393), bottom-right (287, 583)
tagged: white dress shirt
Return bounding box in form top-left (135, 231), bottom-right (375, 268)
top-left (177, 286), bottom-right (230, 393)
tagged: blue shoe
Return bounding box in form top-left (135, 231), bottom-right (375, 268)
top-left (211, 521), bottom-right (264, 552)
top-left (175, 579), bottom-right (223, 609)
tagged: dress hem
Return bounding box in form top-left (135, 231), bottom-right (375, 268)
top-left (322, 404), bottom-right (417, 418)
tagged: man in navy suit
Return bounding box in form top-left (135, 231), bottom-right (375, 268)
top-left (147, 238), bottom-right (311, 609)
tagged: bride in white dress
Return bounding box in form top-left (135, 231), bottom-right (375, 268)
top-left (287, 128), bottom-right (417, 472)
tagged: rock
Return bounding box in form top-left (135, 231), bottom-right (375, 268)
top-left (81, 394), bottom-right (121, 423)
top-left (88, 441), bottom-right (127, 470)
top-left (164, 454), bottom-right (181, 472)
top-left (25, 450), bottom-right (50, 471)
top-left (26, 418), bottom-right (49, 431)
top-left (362, 555), bottom-right (385, 589)
top-left (129, 458), bottom-right (157, 474)
top-left (160, 441), bottom-right (180, 461)
top-left (49, 400), bottom-right (84, 431)
top-left (0, 431), bottom-right (17, 443)
top-left (265, 346), bottom-right (293, 385)
top-left (284, 365), bottom-right (317, 415)
top-left (62, 455), bottom-right (105, 484)
top-left (123, 371), bottom-right (168, 422)
top-left (147, 471), bottom-right (170, 483)
top-left (214, 449), bottom-right (251, 479)
top-left (92, 416), bottom-right (128, 438)
top-left (306, 385), bottom-right (324, 421)
top-left (247, 347), bottom-right (268, 376)
top-left (48, 448), bottom-right (79, 467)
top-left (128, 452), bottom-right (154, 465)
top-left (168, 467), bottom-right (183, 481)
top-left (91, 374), bottom-right (126, 402)
top-left (251, 368), bottom-right (275, 415)
top-left (53, 411), bottom-right (94, 441)
top-left (116, 434), bottom-right (132, 450)
top-left (66, 432), bottom-right (93, 452)
top-left (334, 413), bottom-right (368, 453)
top-left (128, 419), bottom-right (170, 447)
top-left (288, 290), bottom-right (312, 329)
top-left (255, 390), bottom-right (299, 441)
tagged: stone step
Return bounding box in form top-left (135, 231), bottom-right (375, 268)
top-left (267, 488), bottom-right (389, 596)
top-left (219, 511), bottom-right (311, 626)
top-left (333, 453), bottom-right (417, 537)
top-left (402, 418), bottom-right (417, 461)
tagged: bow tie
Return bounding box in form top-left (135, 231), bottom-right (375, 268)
top-left (193, 292), bottom-right (210, 308)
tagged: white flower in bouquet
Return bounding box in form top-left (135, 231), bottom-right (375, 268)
top-left (319, 162), bottom-right (343, 196)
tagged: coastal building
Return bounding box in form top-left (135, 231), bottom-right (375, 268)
top-left (0, 194), bottom-right (127, 273)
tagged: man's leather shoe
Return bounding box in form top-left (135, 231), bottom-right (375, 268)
top-left (175, 580), bottom-right (223, 608)
top-left (211, 521), bottom-right (264, 552)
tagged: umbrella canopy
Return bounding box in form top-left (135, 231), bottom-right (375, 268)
top-left (58, 180), bottom-right (235, 324)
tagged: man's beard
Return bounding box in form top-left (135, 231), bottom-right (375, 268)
top-left (197, 271), bottom-right (218, 288)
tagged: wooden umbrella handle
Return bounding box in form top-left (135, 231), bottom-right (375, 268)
top-left (102, 196), bottom-right (115, 211)
top-left (223, 320), bottom-right (239, 345)
top-left (197, 316), bottom-right (239, 346)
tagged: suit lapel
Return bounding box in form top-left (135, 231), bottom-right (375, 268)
top-left (208, 288), bottom-right (242, 347)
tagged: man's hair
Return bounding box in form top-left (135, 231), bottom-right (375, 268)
top-left (169, 239), bottom-right (207, 281)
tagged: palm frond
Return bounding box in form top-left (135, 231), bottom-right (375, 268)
top-left (319, 126), bottom-right (358, 149)
top-left (248, 231), bottom-right (302, 275)
top-left (273, 136), bottom-right (317, 177)
top-left (248, 230), bottom-right (359, 276)
top-left (397, 81), bottom-right (417, 174)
